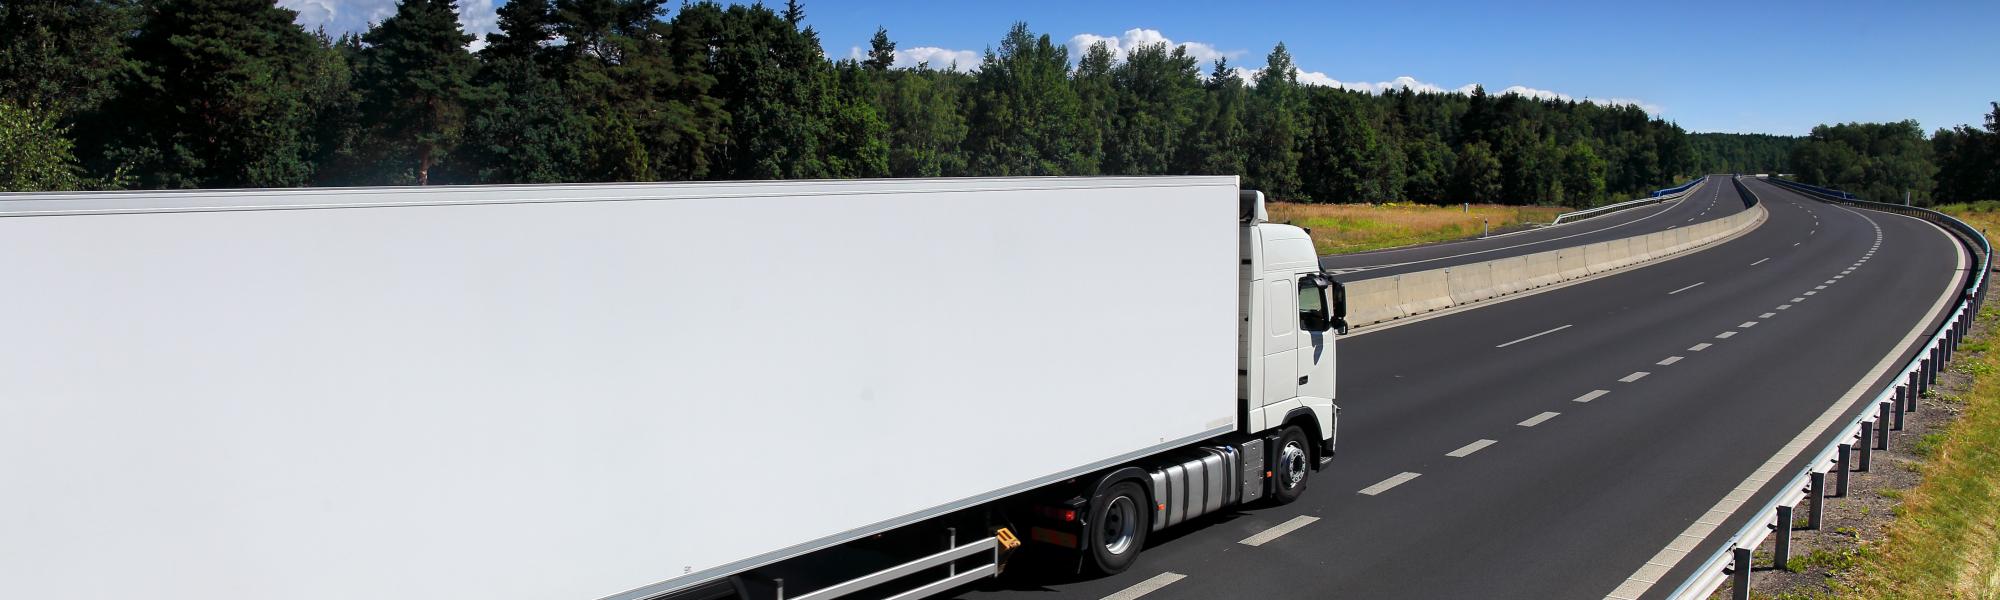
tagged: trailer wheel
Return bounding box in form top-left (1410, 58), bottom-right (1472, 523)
top-left (1271, 426), bottom-right (1312, 505)
top-left (1087, 481), bottom-right (1150, 574)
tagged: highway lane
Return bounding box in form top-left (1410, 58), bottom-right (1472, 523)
top-left (1322, 177), bottom-right (1748, 279)
top-left (950, 177), bottom-right (1965, 599)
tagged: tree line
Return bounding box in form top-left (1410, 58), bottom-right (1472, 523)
top-left (1694, 103), bottom-right (2000, 207)
top-left (2, 0), bottom-right (1702, 206)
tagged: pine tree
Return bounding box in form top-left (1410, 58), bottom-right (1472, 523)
top-left (358, 0), bottom-right (480, 185)
top-left (1246, 43), bottom-right (1301, 198)
top-left (1173, 58), bottom-right (1247, 176)
top-left (864, 26), bottom-right (895, 71)
top-left (98, 0), bottom-right (329, 188)
top-left (965, 22), bottom-right (1089, 175)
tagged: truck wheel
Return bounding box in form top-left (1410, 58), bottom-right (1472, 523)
top-left (1270, 426), bottom-right (1312, 505)
top-left (1087, 481), bottom-right (1150, 574)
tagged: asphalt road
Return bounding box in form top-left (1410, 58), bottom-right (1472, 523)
top-left (952, 177), bottom-right (1966, 600)
top-left (1322, 178), bottom-right (1750, 279)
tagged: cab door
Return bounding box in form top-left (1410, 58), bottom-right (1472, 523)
top-left (1261, 278), bottom-right (1298, 407)
top-left (1295, 274), bottom-right (1336, 400)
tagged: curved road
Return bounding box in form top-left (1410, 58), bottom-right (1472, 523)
top-left (1323, 178), bottom-right (1750, 279)
top-left (953, 178), bottom-right (1966, 599)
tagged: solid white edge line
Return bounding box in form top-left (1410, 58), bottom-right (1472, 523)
top-left (1358, 472), bottom-right (1421, 496)
top-left (1750, 257), bottom-right (1770, 266)
top-left (1237, 515), bottom-right (1320, 547)
top-left (1101, 572), bottom-right (1188, 600)
top-left (1447, 439), bottom-right (1498, 458)
top-left (1605, 184), bottom-right (1969, 600)
top-left (1496, 324), bottom-right (1574, 348)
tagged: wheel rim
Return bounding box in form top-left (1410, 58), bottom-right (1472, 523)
top-left (1281, 441), bottom-right (1309, 489)
top-left (1101, 496), bottom-right (1138, 555)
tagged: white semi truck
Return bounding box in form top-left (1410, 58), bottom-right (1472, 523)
top-left (0, 176), bottom-right (1343, 600)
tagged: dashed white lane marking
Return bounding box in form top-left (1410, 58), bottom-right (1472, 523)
top-left (1620, 371), bottom-right (1651, 382)
top-left (1573, 389), bottom-right (1611, 403)
top-left (1359, 472), bottom-right (1421, 496)
top-left (1447, 439), bottom-right (1499, 458)
top-left (1792, 297), bottom-right (1807, 302)
top-left (1716, 331), bottom-right (1738, 339)
top-left (1825, 279), bottom-right (1838, 284)
top-left (1497, 324), bottom-right (1573, 348)
top-left (1740, 321), bottom-right (1759, 328)
top-left (1814, 285), bottom-right (1827, 290)
top-left (1794, 242), bottom-right (1802, 246)
top-left (1777, 305), bottom-right (1792, 310)
top-left (1101, 572), bottom-right (1187, 600)
top-left (1518, 412), bottom-right (1561, 427)
top-left (1668, 282), bottom-right (1705, 295)
top-left (1760, 312), bottom-right (1776, 318)
top-left (1688, 343), bottom-right (1712, 351)
top-left (1238, 515), bottom-right (1320, 547)
top-left (1657, 356), bottom-right (1684, 366)
top-left (1750, 257), bottom-right (1770, 266)
top-left (1805, 291), bottom-right (1818, 296)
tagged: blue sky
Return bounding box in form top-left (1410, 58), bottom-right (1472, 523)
top-left (282, 0), bottom-right (1999, 136)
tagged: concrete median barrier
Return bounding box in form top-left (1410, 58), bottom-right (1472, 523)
top-left (1340, 199), bottom-right (1767, 329)
top-left (1394, 269), bottom-right (1453, 315)
top-left (1447, 263), bottom-right (1498, 305)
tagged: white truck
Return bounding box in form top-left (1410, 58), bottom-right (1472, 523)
top-left (0, 176), bottom-right (1343, 600)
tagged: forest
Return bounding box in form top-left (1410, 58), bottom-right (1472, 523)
top-left (2, 0), bottom-right (1709, 207)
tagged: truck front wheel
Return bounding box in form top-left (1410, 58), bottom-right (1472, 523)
top-left (1087, 481), bottom-right (1150, 574)
top-left (1271, 426), bottom-right (1312, 505)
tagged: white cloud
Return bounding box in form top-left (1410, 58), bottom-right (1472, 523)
top-left (1228, 66), bottom-right (1662, 114)
top-left (1065, 28), bottom-right (1242, 67)
top-left (278, 0), bottom-right (496, 50)
top-left (846, 45), bottom-right (981, 71)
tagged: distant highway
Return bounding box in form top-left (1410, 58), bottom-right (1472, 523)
top-left (1322, 179), bottom-right (1749, 279)
top-left (954, 178), bottom-right (1965, 599)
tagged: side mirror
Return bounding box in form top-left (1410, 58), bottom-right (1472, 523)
top-left (1330, 279), bottom-right (1349, 335)
top-left (1298, 273), bottom-right (1337, 333)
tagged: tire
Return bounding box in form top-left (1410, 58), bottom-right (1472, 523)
top-left (1270, 426), bottom-right (1312, 505)
top-left (1086, 480), bottom-right (1150, 575)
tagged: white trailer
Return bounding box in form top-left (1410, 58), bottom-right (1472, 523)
top-left (0, 176), bottom-right (1342, 600)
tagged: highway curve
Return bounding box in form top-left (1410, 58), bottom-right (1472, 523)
top-left (951, 178), bottom-right (1967, 599)
top-left (1322, 179), bottom-right (1748, 279)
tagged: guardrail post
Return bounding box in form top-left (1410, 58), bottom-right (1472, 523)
top-left (1918, 362), bottom-right (1931, 397)
top-left (1732, 547), bottom-right (1752, 600)
top-left (1836, 444), bottom-right (1851, 497)
top-left (1775, 505), bottom-right (1793, 571)
top-left (1879, 401), bottom-right (1893, 448)
top-left (1808, 472), bottom-right (1825, 529)
top-left (1910, 372), bottom-right (1923, 412)
top-left (1859, 425), bottom-right (1873, 472)
top-left (1892, 388), bottom-right (1905, 430)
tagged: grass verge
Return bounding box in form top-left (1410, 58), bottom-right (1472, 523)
top-left (1266, 202), bottom-right (1564, 255)
top-left (1840, 205), bottom-right (2000, 597)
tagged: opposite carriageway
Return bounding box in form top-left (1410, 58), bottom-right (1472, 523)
top-left (1320, 176), bottom-right (1747, 279)
top-left (952, 178), bottom-right (1966, 599)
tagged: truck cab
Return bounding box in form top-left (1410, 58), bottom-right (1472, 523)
top-left (1239, 190), bottom-right (1342, 464)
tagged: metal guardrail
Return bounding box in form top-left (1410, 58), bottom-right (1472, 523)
top-left (1652, 176), bottom-right (1708, 199)
top-left (1553, 176), bottom-right (1708, 225)
top-left (1664, 177), bottom-right (1991, 600)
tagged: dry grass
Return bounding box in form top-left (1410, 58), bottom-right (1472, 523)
top-left (1840, 204), bottom-right (2000, 598)
top-left (1267, 202), bottom-right (1566, 255)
